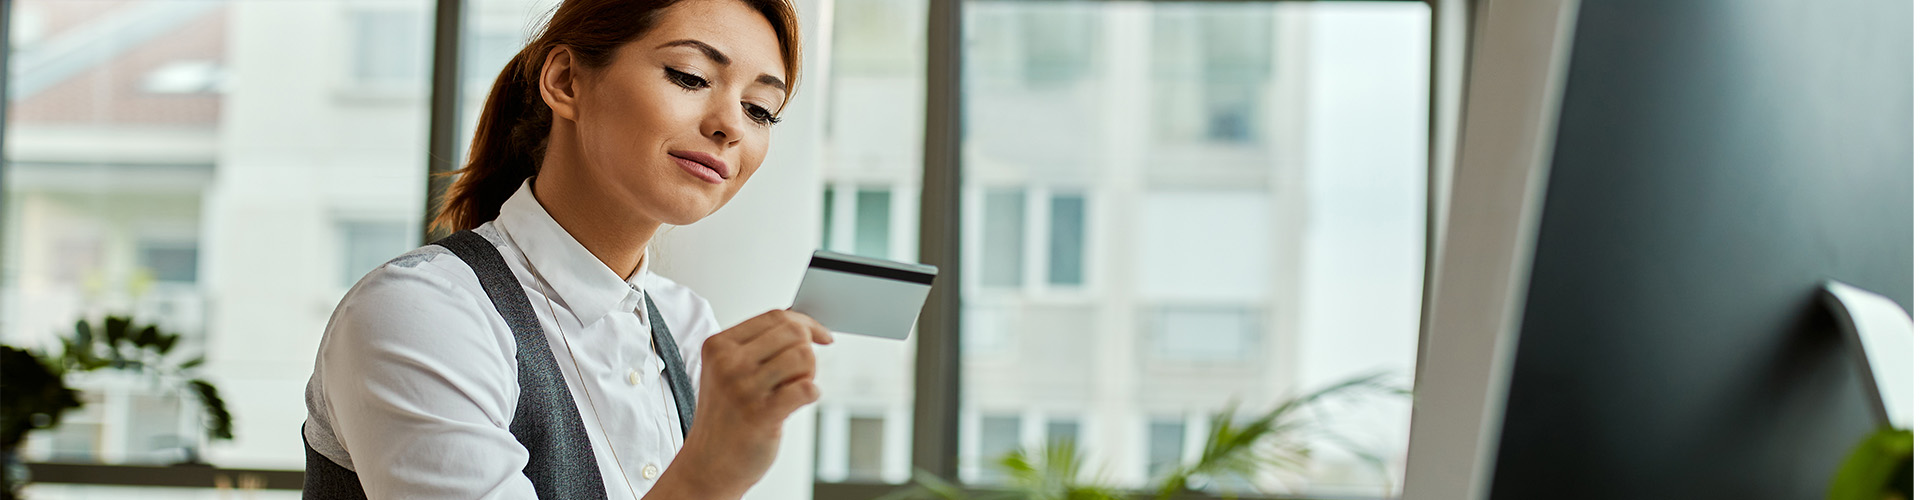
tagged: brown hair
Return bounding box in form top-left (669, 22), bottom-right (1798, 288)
top-left (431, 0), bottom-right (802, 233)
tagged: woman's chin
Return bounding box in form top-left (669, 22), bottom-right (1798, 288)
top-left (654, 199), bottom-right (725, 225)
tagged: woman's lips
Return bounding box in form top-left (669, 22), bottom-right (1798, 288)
top-left (668, 151), bottom-right (729, 185)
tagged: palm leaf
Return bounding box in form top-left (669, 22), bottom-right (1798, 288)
top-left (1157, 372), bottom-right (1406, 499)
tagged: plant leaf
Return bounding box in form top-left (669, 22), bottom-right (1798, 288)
top-left (135, 325), bottom-right (160, 349)
top-left (156, 333), bottom-right (180, 356)
top-left (188, 378), bottom-right (235, 441)
top-left (104, 316), bottom-right (129, 364)
top-left (73, 320), bottom-right (93, 350)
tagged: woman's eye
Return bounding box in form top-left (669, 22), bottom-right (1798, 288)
top-left (743, 103), bottom-right (781, 126)
top-left (665, 67), bottom-right (708, 90)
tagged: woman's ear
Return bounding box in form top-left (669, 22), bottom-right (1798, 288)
top-left (538, 46), bottom-right (580, 122)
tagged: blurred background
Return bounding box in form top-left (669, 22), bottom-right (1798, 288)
top-left (0, 0), bottom-right (1433, 498)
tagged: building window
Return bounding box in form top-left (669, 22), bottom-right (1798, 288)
top-left (979, 188), bottom-right (1026, 288)
top-left (1151, 7), bottom-right (1276, 145)
top-left (1018, 7), bottom-right (1097, 86)
top-left (1151, 306), bottom-right (1258, 361)
top-left (1046, 193), bottom-right (1086, 286)
top-left (976, 414), bottom-right (1023, 483)
top-left (854, 190), bottom-right (893, 259)
top-left (1147, 419), bottom-right (1187, 478)
top-left (1045, 418), bottom-right (1080, 446)
top-left (976, 187), bottom-right (1092, 291)
top-left (138, 241), bottom-right (199, 284)
top-left (846, 416), bottom-right (886, 482)
top-left (822, 185), bottom-right (902, 260)
top-left (339, 221), bottom-right (414, 287)
top-left (351, 9), bottom-right (428, 84)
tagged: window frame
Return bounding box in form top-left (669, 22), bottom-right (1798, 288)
top-left (1, 0), bottom-right (1466, 497)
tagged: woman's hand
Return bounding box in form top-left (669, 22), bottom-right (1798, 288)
top-left (652, 309), bottom-right (832, 499)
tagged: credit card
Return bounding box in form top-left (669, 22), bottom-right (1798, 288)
top-left (789, 250), bottom-right (938, 340)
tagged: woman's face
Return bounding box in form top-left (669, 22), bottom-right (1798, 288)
top-left (563, 0), bottom-right (787, 226)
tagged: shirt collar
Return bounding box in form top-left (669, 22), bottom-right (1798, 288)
top-left (495, 179), bottom-right (649, 326)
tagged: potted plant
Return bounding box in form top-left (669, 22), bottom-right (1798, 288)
top-left (51, 316), bottom-right (234, 463)
top-left (0, 315), bottom-right (235, 499)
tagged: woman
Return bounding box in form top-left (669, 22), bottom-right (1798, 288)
top-left (301, 0), bottom-right (828, 498)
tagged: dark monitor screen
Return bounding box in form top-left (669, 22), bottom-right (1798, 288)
top-left (1489, 0), bottom-right (1912, 499)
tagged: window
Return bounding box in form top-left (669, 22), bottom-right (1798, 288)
top-left (1147, 419), bottom-right (1187, 478)
top-left (0, 0), bottom-right (1436, 497)
top-left (846, 416), bottom-right (887, 481)
top-left (1046, 193), bottom-right (1086, 286)
top-left (962, 2), bottom-right (1429, 495)
top-left (339, 220), bottom-right (414, 287)
top-left (978, 188), bottom-right (1025, 288)
top-left (821, 185), bottom-right (910, 258)
top-left (138, 241), bottom-right (199, 284)
top-left (971, 187), bottom-right (1091, 292)
top-left (975, 414), bottom-right (1022, 483)
top-left (1151, 306), bottom-right (1259, 361)
top-left (1045, 418), bottom-right (1080, 446)
top-left (1152, 8), bottom-right (1275, 144)
top-left (3, 0), bottom-right (432, 475)
top-left (351, 9), bottom-right (429, 85)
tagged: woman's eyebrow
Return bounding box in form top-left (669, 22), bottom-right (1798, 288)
top-left (658, 39), bottom-right (787, 93)
top-left (658, 39), bottom-right (731, 65)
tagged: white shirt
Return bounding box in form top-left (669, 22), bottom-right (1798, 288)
top-left (304, 180), bottom-right (722, 499)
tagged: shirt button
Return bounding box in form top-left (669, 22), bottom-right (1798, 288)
top-left (627, 370), bottom-right (642, 386)
top-left (641, 464), bottom-right (659, 480)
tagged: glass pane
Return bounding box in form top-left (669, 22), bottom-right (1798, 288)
top-left (978, 188), bottom-right (1025, 288)
top-left (1152, 306), bottom-right (1257, 361)
top-left (3, 0), bottom-right (432, 469)
top-left (340, 221), bottom-right (413, 287)
top-left (812, 0), bottom-right (926, 486)
top-left (854, 189), bottom-right (892, 259)
top-left (961, 1), bottom-right (1430, 496)
top-left (1147, 419), bottom-right (1186, 478)
top-left (976, 414), bottom-right (1022, 483)
top-left (846, 416), bottom-right (887, 481)
top-left (1046, 193), bottom-right (1084, 286)
top-left (1045, 418), bottom-right (1079, 445)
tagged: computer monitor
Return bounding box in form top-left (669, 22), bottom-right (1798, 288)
top-left (1404, 0), bottom-right (1912, 499)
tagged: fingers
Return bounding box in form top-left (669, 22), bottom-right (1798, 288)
top-left (737, 313), bottom-right (830, 364)
top-left (757, 344), bottom-right (816, 390)
top-left (710, 309), bottom-right (794, 345)
top-left (766, 379), bottom-right (821, 415)
top-left (716, 310), bottom-right (833, 347)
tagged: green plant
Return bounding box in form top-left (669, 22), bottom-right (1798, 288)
top-left (1157, 373), bottom-right (1407, 498)
top-left (1828, 427), bottom-right (1912, 500)
top-left (881, 372), bottom-right (1409, 500)
top-left (0, 347), bottom-right (82, 452)
top-left (878, 440), bottom-right (1123, 500)
top-left (0, 346), bottom-right (84, 500)
top-left (54, 316), bottom-right (233, 443)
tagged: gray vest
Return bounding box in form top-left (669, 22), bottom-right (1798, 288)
top-left (303, 229), bottom-right (698, 499)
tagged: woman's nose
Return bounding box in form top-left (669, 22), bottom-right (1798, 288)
top-left (701, 100), bottom-right (746, 146)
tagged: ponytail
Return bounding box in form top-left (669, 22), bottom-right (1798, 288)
top-left (430, 46), bottom-right (550, 233)
top-left (430, 0), bottom-right (802, 233)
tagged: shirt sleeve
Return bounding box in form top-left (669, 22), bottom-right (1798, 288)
top-left (317, 259), bottom-right (538, 499)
